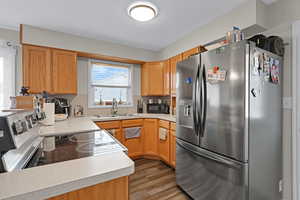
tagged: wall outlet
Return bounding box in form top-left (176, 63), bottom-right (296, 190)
top-left (279, 179), bottom-right (283, 192)
top-left (282, 97), bottom-right (292, 110)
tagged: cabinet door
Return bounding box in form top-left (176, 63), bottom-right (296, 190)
top-left (163, 60), bottom-right (170, 96)
top-left (170, 54), bottom-right (182, 96)
top-left (141, 63), bottom-right (149, 96)
top-left (95, 121), bottom-right (122, 143)
top-left (124, 136), bottom-right (143, 158)
top-left (107, 129), bottom-right (123, 144)
top-left (143, 119), bottom-right (158, 156)
top-left (48, 177), bottom-right (128, 200)
top-left (52, 49), bottom-right (77, 94)
top-left (170, 130), bottom-right (176, 168)
top-left (122, 120), bottom-right (143, 158)
top-left (141, 62), bottom-right (164, 96)
top-left (158, 127), bottom-right (170, 164)
top-left (182, 47), bottom-right (199, 60)
top-left (23, 45), bottom-right (52, 93)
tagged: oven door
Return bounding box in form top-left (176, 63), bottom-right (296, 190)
top-left (176, 139), bottom-right (248, 200)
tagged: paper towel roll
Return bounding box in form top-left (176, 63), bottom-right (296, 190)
top-left (41, 103), bottom-right (55, 126)
top-left (43, 137), bottom-right (55, 151)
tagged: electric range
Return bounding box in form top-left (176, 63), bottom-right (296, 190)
top-left (0, 110), bottom-right (127, 173)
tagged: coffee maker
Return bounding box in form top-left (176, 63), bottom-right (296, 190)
top-left (50, 98), bottom-right (71, 116)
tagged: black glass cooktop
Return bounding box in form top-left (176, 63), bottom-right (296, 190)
top-left (31, 130), bottom-right (126, 167)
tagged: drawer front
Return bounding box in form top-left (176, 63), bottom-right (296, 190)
top-left (171, 122), bottom-right (176, 131)
top-left (122, 119), bottom-right (143, 128)
top-left (159, 120), bottom-right (170, 129)
top-left (96, 121), bottom-right (121, 129)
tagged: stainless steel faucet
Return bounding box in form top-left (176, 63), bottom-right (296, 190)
top-left (111, 98), bottom-right (118, 116)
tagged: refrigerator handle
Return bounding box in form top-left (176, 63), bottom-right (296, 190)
top-left (192, 65), bottom-right (200, 136)
top-left (176, 139), bottom-right (243, 169)
top-left (197, 57), bottom-right (204, 136)
top-left (200, 64), bottom-right (207, 137)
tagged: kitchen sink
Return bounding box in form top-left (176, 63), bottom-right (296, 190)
top-left (93, 114), bottom-right (135, 118)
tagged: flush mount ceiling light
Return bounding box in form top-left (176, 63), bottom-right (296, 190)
top-left (128, 2), bottom-right (158, 22)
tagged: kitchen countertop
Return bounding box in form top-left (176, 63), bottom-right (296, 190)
top-left (0, 113), bottom-right (174, 200)
top-left (39, 117), bottom-right (100, 137)
top-left (0, 151), bottom-right (134, 200)
top-left (90, 113), bottom-right (176, 123)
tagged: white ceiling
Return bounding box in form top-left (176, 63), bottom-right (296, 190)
top-left (0, 0), bottom-right (257, 51)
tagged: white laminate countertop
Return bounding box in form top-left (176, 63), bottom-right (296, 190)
top-left (39, 117), bottom-right (100, 137)
top-left (90, 113), bottom-right (176, 123)
top-left (0, 151), bottom-right (134, 200)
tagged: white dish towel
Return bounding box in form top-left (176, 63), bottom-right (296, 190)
top-left (124, 127), bottom-right (141, 139)
top-left (159, 128), bottom-right (167, 140)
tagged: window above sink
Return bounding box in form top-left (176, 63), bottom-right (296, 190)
top-left (88, 60), bottom-right (133, 108)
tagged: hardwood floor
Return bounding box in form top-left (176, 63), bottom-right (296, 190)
top-left (129, 159), bottom-right (191, 200)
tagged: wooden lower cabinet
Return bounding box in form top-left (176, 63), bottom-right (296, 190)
top-left (170, 130), bottom-right (176, 167)
top-left (158, 128), bottom-right (170, 163)
top-left (143, 119), bottom-right (158, 156)
top-left (96, 118), bottom-right (176, 167)
top-left (108, 129), bottom-right (122, 144)
top-left (48, 176), bottom-right (128, 200)
top-left (95, 121), bottom-right (123, 144)
top-left (158, 120), bottom-right (170, 163)
top-left (122, 120), bottom-right (143, 158)
top-left (170, 122), bottom-right (176, 167)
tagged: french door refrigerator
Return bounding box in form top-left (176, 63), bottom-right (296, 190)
top-left (176, 40), bottom-right (282, 200)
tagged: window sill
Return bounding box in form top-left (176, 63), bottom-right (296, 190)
top-left (88, 105), bottom-right (134, 109)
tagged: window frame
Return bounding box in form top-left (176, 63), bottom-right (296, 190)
top-left (88, 59), bottom-right (133, 108)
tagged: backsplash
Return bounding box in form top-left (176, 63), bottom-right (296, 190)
top-left (54, 94), bottom-right (140, 116)
top-left (141, 96), bottom-right (170, 105)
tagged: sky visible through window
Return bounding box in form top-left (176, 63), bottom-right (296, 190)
top-left (91, 63), bottom-right (130, 105)
top-left (91, 64), bottom-right (129, 86)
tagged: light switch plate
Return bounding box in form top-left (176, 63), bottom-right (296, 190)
top-left (283, 97), bottom-right (293, 110)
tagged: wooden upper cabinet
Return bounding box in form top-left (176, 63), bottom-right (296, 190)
top-left (141, 62), bottom-right (149, 96)
top-left (182, 47), bottom-right (199, 60)
top-left (22, 45), bottom-right (77, 94)
top-left (52, 49), bottom-right (77, 94)
top-left (23, 45), bottom-right (52, 93)
top-left (163, 60), bottom-right (170, 96)
top-left (170, 54), bottom-right (182, 96)
top-left (141, 62), bottom-right (165, 96)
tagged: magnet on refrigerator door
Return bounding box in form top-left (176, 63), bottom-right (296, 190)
top-left (270, 59), bottom-right (280, 84)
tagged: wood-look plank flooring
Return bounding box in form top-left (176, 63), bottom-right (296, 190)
top-left (129, 159), bottom-right (191, 200)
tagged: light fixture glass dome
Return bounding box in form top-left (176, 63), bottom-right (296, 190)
top-left (128, 2), bottom-right (158, 22)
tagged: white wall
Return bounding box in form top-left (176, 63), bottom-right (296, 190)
top-left (262, 23), bottom-right (293, 200)
top-left (66, 57), bottom-right (141, 116)
top-left (292, 20), bottom-right (300, 200)
top-left (158, 0), bottom-right (268, 60)
top-left (266, 0), bottom-right (300, 29)
top-left (0, 27), bottom-right (19, 43)
top-left (22, 25), bottom-right (159, 62)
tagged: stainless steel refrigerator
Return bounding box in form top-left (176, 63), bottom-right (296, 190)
top-left (176, 40), bottom-right (282, 200)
